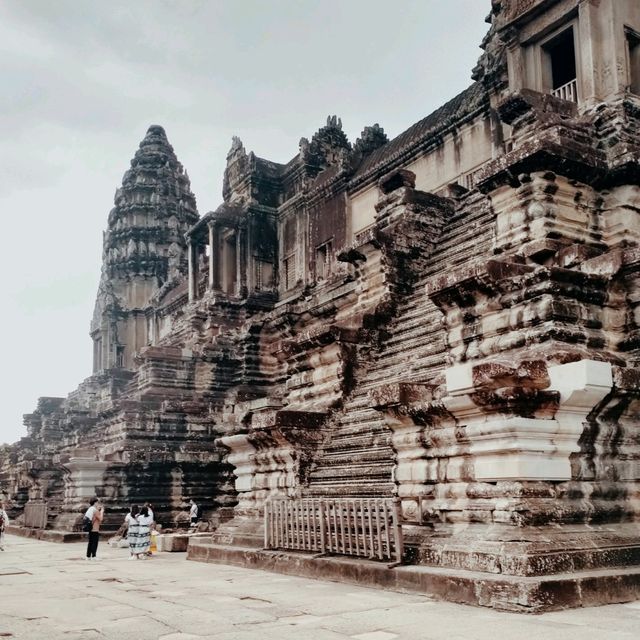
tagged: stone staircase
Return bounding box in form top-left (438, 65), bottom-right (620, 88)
top-left (305, 393), bottom-right (394, 497)
top-left (306, 283), bottom-right (436, 498)
top-left (304, 192), bottom-right (492, 499)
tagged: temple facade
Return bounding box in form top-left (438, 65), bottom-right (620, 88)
top-left (2, 0), bottom-right (640, 611)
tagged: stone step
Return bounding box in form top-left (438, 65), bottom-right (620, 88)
top-left (315, 444), bottom-right (393, 461)
top-left (305, 485), bottom-right (395, 498)
top-left (377, 313), bottom-right (441, 351)
top-left (322, 427), bottom-right (391, 446)
top-left (330, 425), bottom-right (386, 444)
top-left (186, 542), bottom-right (640, 612)
top-left (308, 468), bottom-right (392, 485)
top-left (323, 430), bottom-right (390, 450)
top-left (341, 394), bottom-right (372, 411)
top-left (336, 407), bottom-right (381, 424)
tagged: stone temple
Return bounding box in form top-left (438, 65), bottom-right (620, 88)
top-left (2, 0), bottom-right (640, 612)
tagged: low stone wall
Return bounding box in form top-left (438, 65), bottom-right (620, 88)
top-left (187, 539), bottom-right (640, 613)
top-left (156, 534), bottom-right (190, 552)
top-left (6, 525), bottom-right (86, 543)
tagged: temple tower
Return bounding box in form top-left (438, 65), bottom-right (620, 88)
top-left (91, 125), bottom-right (198, 371)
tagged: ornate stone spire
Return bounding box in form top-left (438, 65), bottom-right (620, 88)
top-left (353, 123), bottom-right (388, 156)
top-left (470, 1), bottom-right (511, 91)
top-left (222, 136), bottom-right (250, 203)
top-left (103, 125), bottom-right (198, 283)
top-left (91, 125), bottom-right (199, 370)
top-left (301, 115), bottom-right (351, 171)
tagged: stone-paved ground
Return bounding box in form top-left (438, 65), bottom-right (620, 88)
top-left (0, 535), bottom-right (638, 640)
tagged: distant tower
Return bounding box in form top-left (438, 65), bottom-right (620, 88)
top-left (90, 125), bottom-right (199, 371)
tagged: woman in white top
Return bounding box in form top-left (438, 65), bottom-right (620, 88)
top-left (136, 506), bottom-right (154, 557)
top-left (125, 504), bottom-right (141, 559)
top-left (189, 499), bottom-right (199, 526)
top-left (0, 501), bottom-right (9, 551)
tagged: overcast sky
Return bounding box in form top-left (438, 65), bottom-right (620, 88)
top-left (0, 0), bottom-right (489, 444)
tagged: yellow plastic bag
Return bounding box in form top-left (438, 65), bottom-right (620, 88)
top-left (150, 530), bottom-right (158, 554)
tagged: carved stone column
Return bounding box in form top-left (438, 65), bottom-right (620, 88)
top-left (208, 222), bottom-right (218, 290)
top-left (235, 226), bottom-right (245, 296)
top-left (57, 451), bottom-right (109, 529)
top-left (187, 240), bottom-right (198, 302)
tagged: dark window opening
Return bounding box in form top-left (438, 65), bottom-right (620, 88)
top-left (627, 29), bottom-right (640, 94)
top-left (116, 345), bottom-right (125, 368)
top-left (283, 254), bottom-right (296, 290)
top-left (223, 234), bottom-right (237, 295)
top-left (542, 27), bottom-right (577, 101)
top-left (254, 259), bottom-right (273, 291)
top-left (255, 260), bottom-right (263, 290)
top-left (315, 241), bottom-right (332, 281)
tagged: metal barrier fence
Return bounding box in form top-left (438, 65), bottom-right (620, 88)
top-left (24, 501), bottom-right (48, 529)
top-left (264, 498), bottom-right (403, 564)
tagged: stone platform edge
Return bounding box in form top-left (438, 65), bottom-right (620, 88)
top-left (186, 539), bottom-right (640, 613)
top-left (6, 525), bottom-right (107, 543)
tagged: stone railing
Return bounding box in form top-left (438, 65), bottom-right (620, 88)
top-left (552, 78), bottom-right (578, 102)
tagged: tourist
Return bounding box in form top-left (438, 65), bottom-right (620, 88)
top-left (143, 503), bottom-right (155, 556)
top-left (189, 499), bottom-right (199, 527)
top-left (0, 501), bottom-right (9, 551)
top-left (136, 506), bottom-right (154, 558)
top-left (85, 498), bottom-right (104, 560)
top-left (125, 504), bottom-right (140, 560)
top-left (144, 502), bottom-right (155, 524)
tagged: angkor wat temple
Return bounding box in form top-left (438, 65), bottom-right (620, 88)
top-left (3, 0), bottom-right (640, 611)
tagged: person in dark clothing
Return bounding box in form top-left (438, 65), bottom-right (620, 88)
top-left (84, 498), bottom-right (104, 559)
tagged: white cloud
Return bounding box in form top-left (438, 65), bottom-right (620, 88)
top-left (0, 0), bottom-right (490, 444)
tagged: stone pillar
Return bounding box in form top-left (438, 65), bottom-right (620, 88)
top-left (187, 240), bottom-right (198, 302)
top-left (62, 454), bottom-right (109, 507)
top-left (235, 228), bottom-right (243, 296)
top-left (57, 451), bottom-right (110, 530)
top-left (207, 222), bottom-right (217, 290)
top-left (245, 218), bottom-right (253, 292)
top-left (577, 0), bottom-right (598, 105)
top-left (92, 336), bottom-right (100, 373)
top-left (506, 41), bottom-right (524, 93)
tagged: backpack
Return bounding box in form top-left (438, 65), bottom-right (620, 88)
top-left (82, 515), bottom-right (92, 532)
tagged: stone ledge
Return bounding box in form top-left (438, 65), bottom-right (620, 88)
top-left (6, 525), bottom-right (95, 543)
top-left (156, 532), bottom-right (214, 552)
top-left (156, 533), bottom-right (189, 552)
top-left (411, 522), bottom-right (640, 576)
top-left (186, 541), bottom-right (640, 613)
